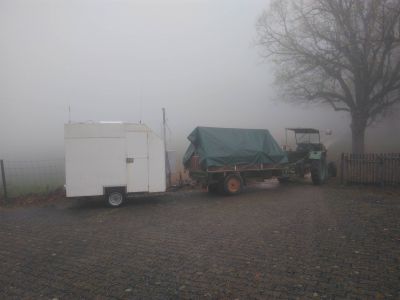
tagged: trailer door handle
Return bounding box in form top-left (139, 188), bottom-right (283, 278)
top-left (126, 158), bottom-right (134, 163)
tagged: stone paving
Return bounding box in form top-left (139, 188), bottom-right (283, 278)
top-left (0, 181), bottom-right (399, 299)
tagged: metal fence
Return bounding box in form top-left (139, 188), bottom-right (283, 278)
top-left (0, 159), bottom-right (65, 199)
top-left (340, 153), bottom-right (400, 185)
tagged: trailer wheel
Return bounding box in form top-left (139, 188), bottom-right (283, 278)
top-left (223, 174), bottom-right (243, 195)
top-left (106, 189), bottom-right (125, 207)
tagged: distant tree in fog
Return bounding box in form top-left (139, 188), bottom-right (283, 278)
top-left (256, 0), bottom-right (400, 153)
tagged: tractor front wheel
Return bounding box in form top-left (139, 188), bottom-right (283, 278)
top-left (296, 163), bottom-right (306, 178)
top-left (311, 160), bottom-right (327, 185)
top-left (278, 176), bottom-right (290, 184)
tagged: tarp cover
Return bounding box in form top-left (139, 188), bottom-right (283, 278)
top-left (183, 127), bottom-right (288, 168)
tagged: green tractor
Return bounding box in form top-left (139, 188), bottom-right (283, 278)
top-left (283, 128), bottom-right (336, 185)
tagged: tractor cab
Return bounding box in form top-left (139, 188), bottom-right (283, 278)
top-left (286, 128), bottom-right (326, 153)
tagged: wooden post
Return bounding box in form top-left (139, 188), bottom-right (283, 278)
top-left (162, 108), bottom-right (171, 188)
top-left (0, 160), bottom-right (7, 200)
top-left (340, 153), bottom-right (345, 184)
top-left (349, 153), bottom-right (352, 184)
top-left (379, 154), bottom-right (385, 187)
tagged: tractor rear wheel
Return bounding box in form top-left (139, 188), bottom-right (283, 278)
top-left (223, 174), bottom-right (243, 195)
top-left (311, 160), bottom-right (327, 185)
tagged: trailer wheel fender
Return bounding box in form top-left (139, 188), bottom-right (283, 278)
top-left (223, 173), bottom-right (243, 195)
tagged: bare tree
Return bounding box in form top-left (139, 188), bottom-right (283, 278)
top-left (257, 0), bottom-right (400, 153)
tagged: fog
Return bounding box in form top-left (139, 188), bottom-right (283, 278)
top-left (1, 0), bottom-right (399, 164)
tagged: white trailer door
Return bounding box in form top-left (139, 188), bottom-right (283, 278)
top-left (126, 132), bottom-right (149, 192)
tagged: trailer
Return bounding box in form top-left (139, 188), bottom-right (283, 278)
top-left (65, 122), bottom-right (166, 207)
top-left (183, 127), bottom-right (289, 195)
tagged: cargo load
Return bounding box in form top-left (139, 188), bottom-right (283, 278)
top-left (183, 126), bottom-right (288, 169)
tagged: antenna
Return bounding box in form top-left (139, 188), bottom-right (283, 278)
top-left (139, 84), bottom-right (143, 124)
top-left (68, 105), bottom-right (71, 123)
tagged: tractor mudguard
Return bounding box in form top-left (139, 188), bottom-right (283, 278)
top-left (309, 151), bottom-right (323, 160)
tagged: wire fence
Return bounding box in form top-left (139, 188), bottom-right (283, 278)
top-left (0, 159), bottom-right (65, 199)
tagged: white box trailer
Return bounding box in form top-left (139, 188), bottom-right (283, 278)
top-left (65, 122), bottom-right (166, 207)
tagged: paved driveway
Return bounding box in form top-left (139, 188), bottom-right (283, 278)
top-left (1, 182), bottom-right (399, 299)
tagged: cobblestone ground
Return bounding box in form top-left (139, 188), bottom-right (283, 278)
top-left (0, 181), bottom-right (399, 299)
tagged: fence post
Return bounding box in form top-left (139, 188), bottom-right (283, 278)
top-left (0, 160), bottom-right (8, 200)
top-left (379, 155), bottom-right (384, 187)
top-left (340, 153), bottom-right (345, 184)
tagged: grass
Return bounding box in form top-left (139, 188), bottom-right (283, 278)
top-left (1, 180), bottom-right (64, 198)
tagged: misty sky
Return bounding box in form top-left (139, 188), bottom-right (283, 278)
top-left (1, 0), bottom-right (399, 161)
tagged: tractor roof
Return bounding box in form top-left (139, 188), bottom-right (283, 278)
top-left (286, 128), bottom-right (320, 134)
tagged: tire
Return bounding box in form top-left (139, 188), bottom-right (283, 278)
top-left (207, 183), bottom-right (219, 194)
top-left (223, 174), bottom-right (243, 195)
top-left (328, 162), bottom-right (337, 178)
top-left (311, 160), bottom-right (327, 185)
top-left (296, 163), bottom-right (306, 178)
top-left (278, 176), bottom-right (290, 184)
top-left (106, 189), bottom-right (125, 208)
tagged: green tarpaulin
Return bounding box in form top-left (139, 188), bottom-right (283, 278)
top-left (183, 127), bottom-right (288, 168)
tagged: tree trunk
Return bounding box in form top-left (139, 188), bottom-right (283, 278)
top-left (351, 116), bottom-right (367, 154)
